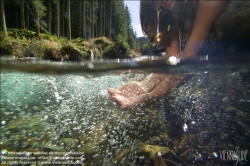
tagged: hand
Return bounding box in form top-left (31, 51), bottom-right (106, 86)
top-left (116, 81), bottom-right (147, 97)
top-left (108, 81), bottom-right (148, 111)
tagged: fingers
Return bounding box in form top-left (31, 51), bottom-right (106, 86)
top-left (109, 95), bottom-right (122, 107)
top-left (110, 94), bottom-right (131, 109)
top-left (108, 88), bottom-right (122, 96)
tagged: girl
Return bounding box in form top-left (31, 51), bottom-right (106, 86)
top-left (108, 0), bottom-right (250, 111)
top-left (141, 0), bottom-right (231, 59)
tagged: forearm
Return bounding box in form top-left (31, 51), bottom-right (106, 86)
top-left (125, 74), bottom-right (194, 112)
top-left (182, 1), bottom-right (229, 58)
top-left (164, 37), bottom-right (181, 58)
top-left (140, 73), bottom-right (167, 93)
top-left (147, 75), bottom-right (182, 100)
top-left (140, 74), bottom-right (193, 106)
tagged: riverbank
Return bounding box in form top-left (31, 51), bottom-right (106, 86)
top-left (0, 29), bottom-right (139, 61)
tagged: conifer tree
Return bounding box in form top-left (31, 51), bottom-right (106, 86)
top-left (0, 0), bottom-right (7, 36)
top-left (54, 0), bottom-right (60, 38)
top-left (31, 0), bottom-right (46, 37)
top-left (67, 0), bottom-right (71, 40)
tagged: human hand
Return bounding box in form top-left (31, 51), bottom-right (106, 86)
top-left (116, 81), bottom-right (147, 97)
top-left (108, 81), bottom-right (148, 111)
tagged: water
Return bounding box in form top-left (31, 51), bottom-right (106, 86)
top-left (1, 54), bottom-right (250, 165)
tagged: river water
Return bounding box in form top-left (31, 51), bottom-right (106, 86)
top-left (1, 54), bottom-right (250, 165)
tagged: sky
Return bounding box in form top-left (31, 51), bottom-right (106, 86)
top-left (123, 1), bottom-right (144, 38)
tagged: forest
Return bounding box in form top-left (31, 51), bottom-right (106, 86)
top-left (0, 0), bottom-right (142, 60)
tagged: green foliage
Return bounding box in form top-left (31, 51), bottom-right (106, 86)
top-left (125, 5), bottom-right (138, 50)
top-left (8, 29), bottom-right (36, 39)
top-left (22, 40), bottom-right (46, 57)
top-left (103, 34), bottom-right (130, 58)
top-left (141, 43), bottom-right (150, 55)
top-left (102, 43), bottom-right (116, 58)
top-left (32, 0), bottom-right (47, 17)
top-left (58, 37), bottom-right (68, 46)
top-left (40, 32), bottom-right (60, 43)
top-left (112, 0), bottom-right (128, 42)
top-left (61, 44), bottom-right (75, 55)
top-left (0, 35), bottom-right (19, 55)
top-left (0, 34), bottom-right (46, 57)
top-left (7, 29), bottom-right (60, 43)
top-left (3, 0), bottom-right (141, 56)
top-left (115, 34), bottom-right (129, 51)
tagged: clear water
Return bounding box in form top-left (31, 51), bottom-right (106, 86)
top-left (1, 55), bottom-right (250, 165)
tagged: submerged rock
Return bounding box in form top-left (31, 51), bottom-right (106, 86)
top-left (137, 144), bottom-right (170, 157)
top-left (137, 144), bottom-right (170, 166)
top-left (79, 122), bottom-right (108, 145)
top-left (60, 138), bottom-right (79, 149)
top-left (7, 116), bottom-right (42, 132)
top-left (32, 142), bottom-right (63, 151)
top-left (77, 143), bottom-right (99, 154)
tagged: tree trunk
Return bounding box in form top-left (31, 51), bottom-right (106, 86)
top-left (79, 0), bottom-right (82, 37)
top-left (95, 14), bottom-right (97, 38)
top-left (25, 4), bottom-right (29, 29)
top-left (99, 0), bottom-right (102, 37)
top-left (89, 0), bottom-right (92, 38)
top-left (83, 0), bottom-right (85, 39)
top-left (67, 0), bottom-right (71, 40)
top-left (55, 0), bottom-right (60, 38)
top-left (108, 0), bottom-right (112, 39)
top-left (61, 0), bottom-right (64, 37)
top-left (47, 0), bottom-right (51, 33)
top-left (20, 0), bottom-right (25, 29)
top-left (0, 0), bottom-right (7, 36)
top-left (15, 5), bottom-right (18, 28)
top-left (103, 0), bottom-right (105, 37)
top-left (92, 1), bottom-right (95, 38)
top-left (35, 4), bottom-right (40, 37)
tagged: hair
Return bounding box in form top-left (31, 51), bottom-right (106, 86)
top-left (140, 0), bottom-right (197, 47)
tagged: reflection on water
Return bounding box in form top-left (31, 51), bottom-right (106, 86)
top-left (1, 57), bottom-right (250, 165)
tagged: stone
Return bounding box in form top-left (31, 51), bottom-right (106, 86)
top-left (60, 138), bottom-right (79, 149)
top-left (136, 144), bottom-right (170, 166)
top-left (137, 144), bottom-right (170, 157)
top-left (77, 143), bottom-right (99, 154)
top-left (79, 123), bottom-right (108, 145)
top-left (7, 116), bottom-right (42, 132)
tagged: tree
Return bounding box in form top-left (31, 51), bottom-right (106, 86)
top-left (82, 0), bottom-right (86, 39)
top-left (0, 0), bottom-right (7, 36)
top-left (102, 0), bottom-right (105, 37)
top-left (89, 0), bottom-right (92, 38)
top-left (91, 0), bottom-right (94, 38)
top-left (47, 0), bottom-right (51, 33)
top-left (55, 0), bottom-right (60, 38)
top-left (125, 5), bottom-right (137, 49)
top-left (112, 0), bottom-right (128, 42)
top-left (61, 0), bottom-right (64, 37)
top-left (108, 0), bottom-right (112, 39)
top-left (67, 0), bottom-right (71, 40)
top-left (78, 0), bottom-right (82, 37)
top-left (25, 2), bottom-right (29, 29)
top-left (20, 0), bottom-right (25, 29)
top-left (31, 0), bottom-right (46, 37)
top-left (99, 0), bottom-right (102, 37)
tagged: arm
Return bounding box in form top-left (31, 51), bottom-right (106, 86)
top-left (140, 73), bottom-right (167, 93)
top-left (126, 74), bottom-right (193, 112)
top-left (182, 1), bottom-right (229, 58)
top-left (164, 37), bottom-right (181, 58)
top-left (142, 75), bottom-right (182, 105)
